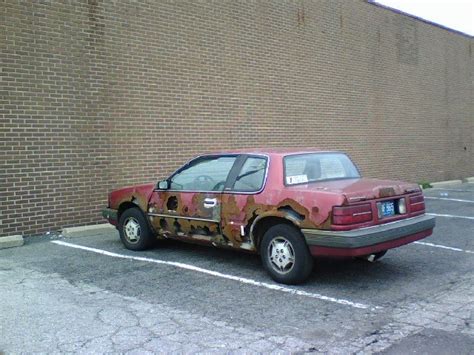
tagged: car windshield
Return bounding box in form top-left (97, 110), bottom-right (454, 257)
top-left (284, 153), bottom-right (360, 185)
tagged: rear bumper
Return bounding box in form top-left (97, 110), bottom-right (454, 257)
top-left (302, 214), bottom-right (436, 257)
top-left (102, 208), bottom-right (118, 226)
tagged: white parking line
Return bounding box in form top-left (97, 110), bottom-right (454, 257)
top-left (425, 197), bottom-right (474, 203)
top-left (427, 213), bottom-right (474, 221)
top-left (414, 241), bottom-right (474, 254)
top-left (430, 188), bottom-right (472, 193)
top-left (51, 240), bottom-right (377, 310)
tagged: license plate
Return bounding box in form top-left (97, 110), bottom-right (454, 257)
top-left (380, 201), bottom-right (395, 217)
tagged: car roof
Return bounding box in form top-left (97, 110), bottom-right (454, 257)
top-left (210, 148), bottom-right (341, 157)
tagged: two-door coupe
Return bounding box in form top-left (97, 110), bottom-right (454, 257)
top-left (102, 149), bottom-right (436, 284)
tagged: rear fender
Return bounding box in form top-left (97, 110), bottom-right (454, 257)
top-left (249, 209), bottom-right (305, 250)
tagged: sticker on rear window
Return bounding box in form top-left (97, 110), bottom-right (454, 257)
top-left (286, 175), bottom-right (308, 185)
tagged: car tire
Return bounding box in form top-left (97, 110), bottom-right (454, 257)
top-left (260, 224), bottom-right (313, 285)
top-left (118, 207), bottom-right (155, 251)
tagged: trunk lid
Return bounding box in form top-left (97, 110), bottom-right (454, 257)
top-left (330, 178), bottom-right (420, 202)
top-left (288, 178), bottom-right (420, 202)
top-left (286, 178), bottom-right (424, 230)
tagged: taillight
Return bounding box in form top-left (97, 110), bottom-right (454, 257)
top-left (333, 203), bottom-right (373, 225)
top-left (409, 194), bottom-right (425, 213)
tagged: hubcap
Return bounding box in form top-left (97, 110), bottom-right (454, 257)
top-left (268, 236), bottom-right (295, 274)
top-left (123, 217), bottom-right (141, 244)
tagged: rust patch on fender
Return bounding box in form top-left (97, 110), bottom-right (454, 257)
top-left (220, 194), bottom-right (321, 250)
top-left (115, 192), bottom-right (149, 213)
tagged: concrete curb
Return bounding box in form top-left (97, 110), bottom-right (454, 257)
top-left (0, 235), bottom-right (24, 249)
top-left (430, 180), bottom-right (463, 188)
top-left (463, 177), bottom-right (474, 183)
top-left (62, 223), bottom-right (116, 238)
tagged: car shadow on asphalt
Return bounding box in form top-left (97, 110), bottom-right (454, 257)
top-left (135, 238), bottom-right (413, 289)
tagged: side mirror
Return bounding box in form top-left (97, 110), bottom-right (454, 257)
top-left (156, 180), bottom-right (169, 190)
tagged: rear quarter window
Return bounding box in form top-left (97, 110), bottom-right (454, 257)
top-left (232, 156), bottom-right (267, 192)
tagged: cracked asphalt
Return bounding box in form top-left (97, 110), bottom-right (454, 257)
top-left (1, 183), bottom-right (473, 353)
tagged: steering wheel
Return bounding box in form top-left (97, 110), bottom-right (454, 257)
top-left (193, 175), bottom-right (216, 189)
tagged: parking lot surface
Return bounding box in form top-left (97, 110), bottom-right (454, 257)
top-left (1, 183), bottom-right (473, 353)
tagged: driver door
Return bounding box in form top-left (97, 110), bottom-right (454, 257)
top-left (148, 155), bottom-right (238, 245)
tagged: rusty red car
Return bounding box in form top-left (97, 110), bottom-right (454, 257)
top-left (102, 149), bottom-right (435, 284)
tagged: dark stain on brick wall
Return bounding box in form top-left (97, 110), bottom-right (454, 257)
top-left (395, 16), bottom-right (419, 65)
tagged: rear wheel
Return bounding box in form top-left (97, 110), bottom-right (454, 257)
top-left (260, 224), bottom-right (313, 285)
top-left (118, 207), bottom-right (154, 251)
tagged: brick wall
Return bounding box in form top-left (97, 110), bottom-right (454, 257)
top-left (1, 0), bottom-right (473, 236)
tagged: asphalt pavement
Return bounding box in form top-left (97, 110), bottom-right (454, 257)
top-left (1, 183), bottom-right (473, 353)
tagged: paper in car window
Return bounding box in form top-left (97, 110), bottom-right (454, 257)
top-left (286, 175), bottom-right (308, 185)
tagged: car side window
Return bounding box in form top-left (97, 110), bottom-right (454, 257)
top-left (169, 156), bottom-right (237, 191)
top-left (232, 157), bottom-right (267, 192)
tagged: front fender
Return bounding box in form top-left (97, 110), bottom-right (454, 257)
top-left (109, 183), bottom-right (155, 213)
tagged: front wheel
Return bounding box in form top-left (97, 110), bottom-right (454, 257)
top-left (118, 207), bottom-right (155, 251)
top-left (260, 224), bottom-right (313, 285)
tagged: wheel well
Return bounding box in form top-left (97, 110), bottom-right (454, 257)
top-left (117, 201), bottom-right (140, 221)
top-left (252, 216), bottom-right (299, 250)
top-left (118, 201), bottom-right (157, 234)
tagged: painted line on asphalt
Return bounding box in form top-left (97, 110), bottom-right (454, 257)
top-left (51, 240), bottom-right (378, 310)
top-left (425, 197), bottom-right (474, 204)
top-left (430, 188), bottom-right (472, 192)
top-left (426, 213), bottom-right (474, 221)
top-left (414, 241), bottom-right (474, 254)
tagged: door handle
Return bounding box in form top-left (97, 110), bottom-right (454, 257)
top-left (203, 198), bottom-right (217, 208)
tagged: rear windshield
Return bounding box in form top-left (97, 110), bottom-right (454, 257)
top-left (283, 153), bottom-right (360, 185)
